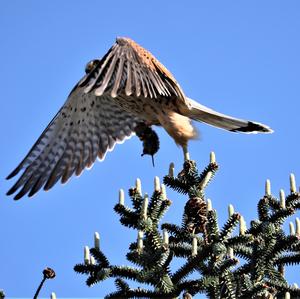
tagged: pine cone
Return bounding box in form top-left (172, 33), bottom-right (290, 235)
top-left (43, 267), bottom-right (56, 279)
top-left (184, 197), bottom-right (207, 234)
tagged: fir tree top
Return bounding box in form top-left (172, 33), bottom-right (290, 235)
top-left (74, 152), bottom-right (300, 299)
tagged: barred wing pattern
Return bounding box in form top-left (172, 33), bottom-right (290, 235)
top-left (80, 37), bottom-right (187, 102)
top-left (7, 86), bottom-right (142, 199)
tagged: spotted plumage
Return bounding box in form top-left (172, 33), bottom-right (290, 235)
top-left (7, 37), bottom-right (273, 199)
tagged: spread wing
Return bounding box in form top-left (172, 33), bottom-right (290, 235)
top-left (6, 86), bottom-right (142, 200)
top-left (80, 37), bottom-right (187, 102)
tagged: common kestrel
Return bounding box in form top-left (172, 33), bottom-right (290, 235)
top-left (7, 37), bottom-right (272, 199)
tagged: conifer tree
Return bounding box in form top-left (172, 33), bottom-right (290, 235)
top-left (74, 153), bottom-right (300, 299)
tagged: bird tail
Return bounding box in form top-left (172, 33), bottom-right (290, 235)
top-left (186, 98), bottom-right (273, 134)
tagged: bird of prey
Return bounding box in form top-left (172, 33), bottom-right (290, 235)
top-left (6, 37), bottom-right (273, 200)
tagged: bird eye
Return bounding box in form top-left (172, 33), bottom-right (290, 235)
top-left (85, 59), bottom-right (100, 74)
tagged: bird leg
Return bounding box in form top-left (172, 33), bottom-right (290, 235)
top-left (182, 145), bottom-right (190, 161)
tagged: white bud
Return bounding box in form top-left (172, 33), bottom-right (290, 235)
top-left (199, 171), bottom-right (213, 189)
top-left (228, 247), bottom-right (234, 259)
top-left (142, 194), bottom-right (149, 219)
top-left (137, 231), bottom-right (144, 252)
top-left (94, 232), bottom-right (100, 250)
top-left (290, 173), bottom-right (296, 193)
top-left (265, 179), bottom-right (271, 196)
top-left (51, 293), bottom-right (57, 299)
top-left (239, 216), bottom-right (247, 235)
top-left (169, 162), bottom-right (175, 177)
top-left (163, 229), bottom-right (169, 246)
top-left (84, 246), bottom-right (90, 264)
top-left (210, 151), bottom-right (216, 163)
top-left (154, 176), bottom-right (160, 192)
top-left (207, 199), bottom-right (212, 211)
top-left (192, 237), bottom-right (198, 256)
top-left (296, 218), bottom-right (300, 237)
top-left (285, 292), bottom-right (290, 299)
top-left (90, 256), bottom-right (95, 265)
top-left (136, 178), bottom-right (142, 195)
top-left (280, 189), bottom-right (286, 209)
top-left (119, 189), bottom-right (125, 205)
top-left (161, 184), bottom-right (167, 200)
top-left (289, 222), bottom-right (295, 236)
top-left (228, 204), bottom-right (234, 217)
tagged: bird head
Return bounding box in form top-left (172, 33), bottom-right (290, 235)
top-left (85, 59), bottom-right (100, 74)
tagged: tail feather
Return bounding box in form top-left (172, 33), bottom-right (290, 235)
top-left (186, 98), bottom-right (273, 134)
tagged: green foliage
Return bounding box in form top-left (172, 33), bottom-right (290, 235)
top-left (74, 154), bottom-right (300, 298)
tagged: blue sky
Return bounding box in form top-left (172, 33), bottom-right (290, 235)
top-left (1, 1), bottom-right (300, 298)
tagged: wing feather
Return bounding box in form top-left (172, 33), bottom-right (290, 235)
top-left (7, 87), bottom-right (142, 199)
top-left (111, 53), bottom-right (125, 98)
top-left (125, 55), bottom-right (133, 96)
top-left (80, 37), bottom-right (187, 102)
top-left (132, 62), bottom-right (141, 97)
top-left (95, 48), bottom-right (120, 96)
top-left (84, 47), bottom-right (116, 93)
